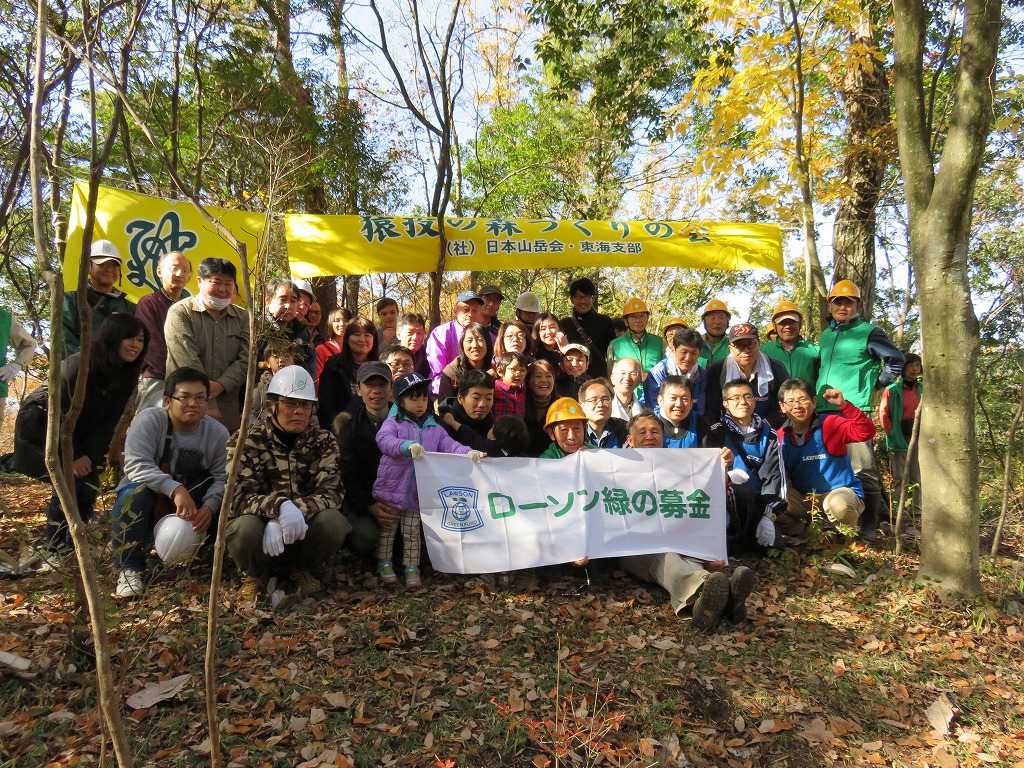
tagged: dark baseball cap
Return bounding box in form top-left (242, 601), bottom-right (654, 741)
top-left (356, 361), bottom-right (393, 384)
top-left (728, 323), bottom-right (759, 343)
top-left (455, 290), bottom-right (484, 306)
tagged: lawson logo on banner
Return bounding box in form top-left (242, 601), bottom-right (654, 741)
top-left (416, 449), bottom-right (727, 574)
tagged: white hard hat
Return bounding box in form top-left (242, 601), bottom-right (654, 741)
top-left (267, 365), bottom-right (317, 401)
top-left (515, 291), bottom-right (542, 314)
top-left (153, 515), bottom-right (205, 565)
top-left (292, 278), bottom-right (315, 299)
top-left (90, 239), bottom-right (122, 264)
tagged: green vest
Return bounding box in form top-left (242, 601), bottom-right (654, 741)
top-left (0, 308), bottom-right (11, 399)
top-left (761, 337), bottom-right (819, 383)
top-left (815, 316), bottom-right (878, 412)
top-left (885, 379), bottom-right (922, 452)
top-left (610, 332), bottom-right (664, 399)
top-left (698, 335), bottom-right (730, 369)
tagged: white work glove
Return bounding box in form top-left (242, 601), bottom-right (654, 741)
top-left (278, 500), bottom-right (308, 545)
top-left (468, 450), bottom-right (485, 463)
top-left (408, 443), bottom-right (425, 459)
top-left (727, 469), bottom-right (749, 485)
top-left (262, 520), bottom-right (285, 557)
top-left (0, 363), bottom-right (22, 383)
top-left (756, 516), bottom-right (777, 548)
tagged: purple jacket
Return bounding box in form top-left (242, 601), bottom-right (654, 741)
top-left (425, 320), bottom-right (464, 393)
top-left (372, 406), bottom-right (471, 512)
top-left (135, 289), bottom-right (178, 379)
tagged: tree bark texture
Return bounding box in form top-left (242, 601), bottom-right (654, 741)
top-left (832, 12), bottom-right (891, 321)
top-left (892, 0), bottom-right (1001, 597)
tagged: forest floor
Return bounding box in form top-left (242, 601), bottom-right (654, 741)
top-left (0, 473), bottom-right (1023, 768)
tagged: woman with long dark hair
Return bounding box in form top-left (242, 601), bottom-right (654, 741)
top-left (523, 358), bottom-right (558, 456)
top-left (318, 316), bottom-right (379, 427)
top-left (14, 313), bottom-right (148, 558)
top-left (314, 307), bottom-right (352, 384)
top-left (532, 313), bottom-right (565, 368)
top-left (438, 322), bottom-right (494, 399)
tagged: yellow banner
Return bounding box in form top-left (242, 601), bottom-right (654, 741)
top-left (66, 182), bottom-right (268, 304)
top-left (284, 215), bottom-right (783, 276)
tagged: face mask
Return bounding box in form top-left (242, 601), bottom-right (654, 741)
top-left (203, 294), bottom-right (232, 311)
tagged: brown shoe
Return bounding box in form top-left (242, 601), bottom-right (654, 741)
top-left (237, 575), bottom-right (268, 605)
top-left (691, 571), bottom-right (730, 634)
top-left (292, 571), bottom-right (321, 597)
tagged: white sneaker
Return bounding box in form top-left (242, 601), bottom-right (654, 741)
top-left (115, 570), bottom-right (145, 598)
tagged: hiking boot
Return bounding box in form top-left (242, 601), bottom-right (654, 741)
top-left (404, 565), bottom-right (422, 588)
top-left (692, 571), bottom-right (730, 634)
top-left (859, 492), bottom-right (882, 542)
top-left (292, 570), bottom-right (320, 597)
top-left (378, 559), bottom-right (398, 585)
top-left (115, 569), bottom-right (145, 599)
top-left (237, 575), bottom-right (268, 605)
top-left (725, 566), bottom-right (754, 624)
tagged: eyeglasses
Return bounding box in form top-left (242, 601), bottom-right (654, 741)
top-left (783, 396), bottom-right (813, 406)
top-left (725, 394), bottom-right (755, 403)
top-left (583, 396), bottom-right (612, 405)
top-left (504, 332), bottom-right (527, 341)
top-left (170, 394), bottom-right (209, 404)
top-left (278, 398), bottom-right (314, 411)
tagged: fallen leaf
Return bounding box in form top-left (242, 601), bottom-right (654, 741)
top-left (933, 746), bottom-right (958, 768)
top-left (926, 693), bottom-right (955, 735)
top-left (126, 674), bottom-right (193, 710)
top-left (734, 716), bottom-right (745, 732)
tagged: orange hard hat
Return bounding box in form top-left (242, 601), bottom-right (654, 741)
top-left (771, 300), bottom-right (803, 323)
top-left (701, 299), bottom-right (731, 318)
top-left (662, 317), bottom-right (689, 333)
top-left (828, 280), bottom-right (862, 301)
top-left (544, 397), bottom-right (587, 429)
top-left (621, 296), bottom-right (650, 317)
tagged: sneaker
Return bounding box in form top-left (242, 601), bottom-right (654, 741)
top-left (726, 566), bottom-right (754, 624)
top-left (378, 559), bottom-right (398, 585)
top-left (292, 571), bottom-right (321, 597)
top-left (115, 569), bottom-right (145, 599)
top-left (404, 565), bottom-right (422, 588)
top-left (691, 571), bottom-right (730, 634)
top-left (237, 575), bottom-right (268, 605)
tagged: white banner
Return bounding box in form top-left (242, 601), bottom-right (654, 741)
top-left (415, 449), bottom-right (727, 573)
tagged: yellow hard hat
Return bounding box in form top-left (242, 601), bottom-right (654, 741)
top-left (701, 299), bottom-right (731, 318)
top-left (662, 316), bottom-right (689, 333)
top-left (828, 280), bottom-right (862, 301)
top-left (544, 397), bottom-right (587, 429)
top-left (771, 300), bottom-right (803, 323)
top-left (621, 296), bottom-right (650, 316)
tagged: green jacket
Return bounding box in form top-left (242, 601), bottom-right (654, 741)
top-left (884, 379), bottom-right (922, 452)
top-left (761, 338), bottom-right (820, 384)
top-left (816, 315), bottom-right (904, 413)
top-left (539, 442), bottom-right (596, 459)
top-left (698, 334), bottom-right (730, 369)
top-left (609, 332), bottom-right (664, 399)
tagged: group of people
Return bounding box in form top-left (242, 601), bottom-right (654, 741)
top-left (2, 241), bottom-right (924, 635)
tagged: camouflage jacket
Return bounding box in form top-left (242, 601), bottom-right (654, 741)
top-left (226, 418), bottom-right (343, 522)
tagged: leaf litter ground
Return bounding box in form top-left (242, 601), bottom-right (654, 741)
top-left (1, 476), bottom-right (1023, 768)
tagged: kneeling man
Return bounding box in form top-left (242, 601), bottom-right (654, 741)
top-left (111, 367), bottom-right (228, 598)
top-left (619, 412), bottom-right (753, 633)
top-left (776, 379), bottom-right (876, 539)
top-left (226, 365), bottom-right (350, 604)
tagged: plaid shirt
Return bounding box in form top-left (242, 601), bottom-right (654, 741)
top-left (492, 380), bottom-right (526, 420)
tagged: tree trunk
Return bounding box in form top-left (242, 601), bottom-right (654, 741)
top-left (914, 218), bottom-right (981, 595)
top-left (832, 11), bottom-right (891, 321)
top-left (892, 0), bottom-right (1001, 598)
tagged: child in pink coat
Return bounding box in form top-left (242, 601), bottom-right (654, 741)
top-left (372, 372), bottom-right (482, 586)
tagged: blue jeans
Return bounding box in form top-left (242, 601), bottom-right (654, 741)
top-left (45, 474), bottom-right (100, 550)
top-left (110, 482), bottom-right (159, 571)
